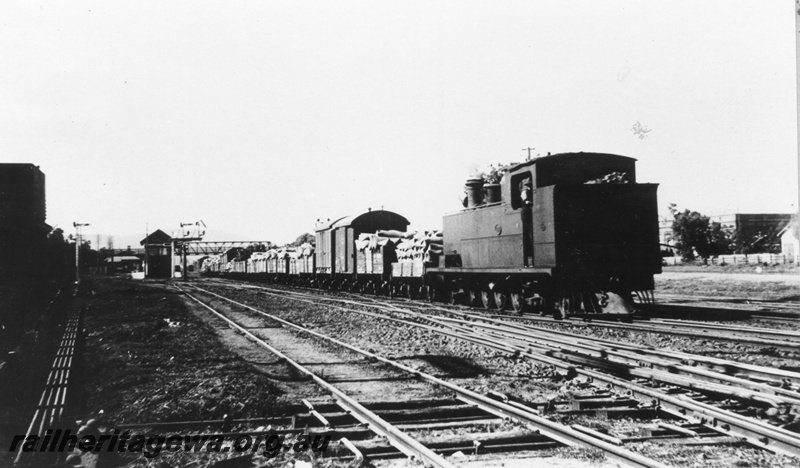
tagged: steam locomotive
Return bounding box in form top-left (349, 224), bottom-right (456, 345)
top-left (204, 152), bottom-right (661, 320)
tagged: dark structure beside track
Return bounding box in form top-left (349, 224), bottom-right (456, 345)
top-left (141, 229), bottom-right (173, 279)
top-left (0, 164), bottom-right (51, 345)
top-left (0, 164), bottom-right (49, 279)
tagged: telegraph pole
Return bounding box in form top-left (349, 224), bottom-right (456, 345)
top-left (522, 147), bottom-right (535, 160)
top-left (73, 222), bottom-right (90, 283)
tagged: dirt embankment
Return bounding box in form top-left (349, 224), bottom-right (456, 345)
top-left (81, 278), bottom-right (286, 426)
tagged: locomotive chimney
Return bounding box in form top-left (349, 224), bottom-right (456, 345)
top-left (465, 178), bottom-right (484, 208)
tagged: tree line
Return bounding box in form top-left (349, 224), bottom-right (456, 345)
top-left (668, 204), bottom-right (790, 261)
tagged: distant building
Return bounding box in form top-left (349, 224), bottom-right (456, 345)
top-left (660, 213), bottom-right (791, 253)
top-left (140, 229), bottom-right (173, 279)
top-left (657, 217), bottom-right (676, 256)
top-left (658, 217), bottom-right (673, 246)
top-left (707, 214), bottom-right (792, 235)
top-left (780, 222), bottom-right (799, 264)
top-left (103, 255), bottom-right (143, 273)
top-left (220, 247), bottom-right (245, 263)
top-left (711, 214), bottom-right (792, 253)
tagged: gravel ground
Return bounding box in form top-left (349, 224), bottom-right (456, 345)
top-left (197, 280), bottom-right (799, 467)
top-left (79, 279), bottom-right (320, 467)
top-left (82, 280), bottom-right (287, 425)
top-left (68, 276), bottom-right (800, 467)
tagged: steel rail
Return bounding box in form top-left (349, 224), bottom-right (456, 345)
top-left (425, 315), bottom-right (800, 410)
top-left (14, 311), bottom-right (81, 465)
top-left (177, 286), bottom-right (457, 468)
top-left (185, 284), bottom-right (672, 468)
top-left (381, 300), bottom-right (800, 394)
top-left (656, 293), bottom-right (800, 311)
top-left (482, 311), bottom-right (800, 349)
top-left (457, 330), bottom-right (800, 458)
top-left (596, 322), bottom-right (798, 348)
top-left (390, 290), bottom-right (800, 350)
top-left (448, 310), bottom-right (800, 386)
top-left (430, 315), bottom-right (800, 405)
top-left (651, 318), bottom-right (800, 340)
top-left (211, 281), bottom-right (800, 398)
top-left (199, 280), bottom-right (800, 457)
top-left (442, 325), bottom-right (800, 459)
top-left (578, 367), bottom-right (800, 458)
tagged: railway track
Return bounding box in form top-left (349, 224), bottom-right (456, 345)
top-left (655, 293), bottom-right (800, 315)
top-left (190, 278), bottom-right (800, 464)
top-left (479, 313), bottom-right (800, 350)
top-left (178, 283), bottom-right (681, 467)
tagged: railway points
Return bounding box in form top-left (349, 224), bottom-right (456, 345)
top-left (180, 277), bottom-right (800, 465)
top-left (178, 282), bottom-right (675, 467)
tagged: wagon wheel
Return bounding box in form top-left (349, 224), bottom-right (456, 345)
top-left (468, 289), bottom-right (480, 307)
top-left (510, 292), bottom-right (525, 314)
top-left (401, 284), bottom-right (412, 299)
top-left (426, 286), bottom-right (437, 302)
top-left (447, 289), bottom-right (458, 305)
top-left (494, 291), bottom-right (508, 311)
top-left (480, 290), bottom-right (494, 309)
top-left (553, 293), bottom-right (568, 320)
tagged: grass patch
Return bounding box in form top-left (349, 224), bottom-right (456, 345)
top-left (82, 278), bottom-right (285, 425)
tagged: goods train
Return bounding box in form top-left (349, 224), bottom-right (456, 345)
top-left (203, 152), bottom-right (661, 320)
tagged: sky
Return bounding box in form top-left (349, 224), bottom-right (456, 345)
top-left (1, 1), bottom-right (797, 247)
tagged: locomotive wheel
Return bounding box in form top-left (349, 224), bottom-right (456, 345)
top-left (468, 289), bottom-right (479, 307)
top-left (494, 291), bottom-right (508, 311)
top-left (480, 291), bottom-right (494, 309)
top-left (510, 292), bottom-right (525, 313)
top-left (553, 295), bottom-right (568, 320)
